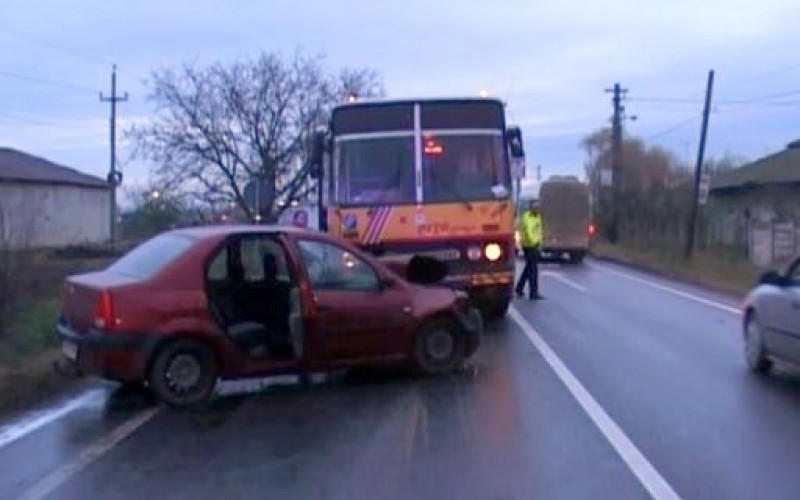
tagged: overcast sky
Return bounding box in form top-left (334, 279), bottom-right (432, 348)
top-left (2, 0), bottom-right (799, 189)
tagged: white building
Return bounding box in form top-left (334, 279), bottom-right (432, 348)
top-left (0, 148), bottom-right (110, 249)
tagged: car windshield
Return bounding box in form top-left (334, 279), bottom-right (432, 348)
top-left (336, 136), bottom-right (416, 206)
top-left (107, 233), bottom-right (195, 279)
top-left (422, 134), bottom-right (508, 203)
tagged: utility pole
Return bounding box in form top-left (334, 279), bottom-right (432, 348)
top-left (605, 83), bottom-right (627, 243)
top-left (684, 70), bottom-right (715, 259)
top-left (100, 64), bottom-right (128, 248)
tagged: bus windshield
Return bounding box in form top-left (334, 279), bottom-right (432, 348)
top-left (336, 135), bottom-right (416, 206)
top-left (422, 133), bottom-right (508, 203)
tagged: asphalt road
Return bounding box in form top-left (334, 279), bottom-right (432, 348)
top-left (2, 259), bottom-right (800, 499)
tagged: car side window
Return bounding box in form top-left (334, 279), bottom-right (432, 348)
top-left (297, 240), bottom-right (379, 291)
top-left (207, 249), bottom-right (227, 281)
top-left (206, 237), bottom-right (291, 283)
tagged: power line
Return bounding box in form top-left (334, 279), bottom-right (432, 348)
top-left (732, 63), bottom-right (800, 84)
top-left (631, 97), bottom-right (700, 104)
top-left (0, 69), bottom-right (94, 93)
top-left (720, 89), bottom-right (800, 105)
top-left (0, 110), bottom-right (61, 127)
top-left (0, 103), bottom-right (79, 123)
top-left (644, 115), bottom-right (702, 141)
top-left (0, 22), bottom-right (111, 67)
top-left (631, 89), bottom-right (800, 109)
top-left (0, 24), bottom-right (148, 84)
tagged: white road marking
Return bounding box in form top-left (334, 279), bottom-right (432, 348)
top-left (509, 306), bottom-right (681, 500)
top-left (18, 406), bottom-right (160, 500)
top-left (0, 390), bottom-right (103, 450)
top-left (543, 271), bottom-right (588, 292)
top-left (587, 262), bottom-right (741, 315)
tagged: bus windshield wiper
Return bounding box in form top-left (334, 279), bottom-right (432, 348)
top-left (426, 166), bottom-right (473, 211)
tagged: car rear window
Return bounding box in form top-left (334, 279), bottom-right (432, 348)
top-left (107, 233), bottom-right (195, 280)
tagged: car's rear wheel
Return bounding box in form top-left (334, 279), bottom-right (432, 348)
top-left (149, 339), bottom-right (217, 406)
top-left (413, 318), bottom-right (465, 375)
top-left (744, 312), bottom-right (773, 374)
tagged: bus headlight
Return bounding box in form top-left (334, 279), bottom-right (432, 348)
top-left (467, 246), bottom-right (482, 261)
top-left (484, 243), bottom-right (502, 262)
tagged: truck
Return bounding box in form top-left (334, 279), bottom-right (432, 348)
top-left (516, 176), bottom-right (593, 264)
top-left (307, 97), bottom-right (526, 317)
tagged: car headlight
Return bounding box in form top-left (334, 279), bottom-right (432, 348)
top-left (466, 246), bottom-right (482, 261)
top-left (484, 243), bottom-right (502, 262)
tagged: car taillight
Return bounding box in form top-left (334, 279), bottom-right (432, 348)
top-left (94, 290), bottom-right (116, 330)
top-left (588, 224), bottom-right (596, 236)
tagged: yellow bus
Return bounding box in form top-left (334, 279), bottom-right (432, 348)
top-left (308, 98), bottom-right (526, 317)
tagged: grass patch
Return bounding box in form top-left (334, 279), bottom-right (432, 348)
top-left (0, 296), bottom-right (82, 418)
top-left (590, 241), bottom-right (762, 296)
top-left (0, 252), bottom-right (114, 419)
top-left (0, 298), bottom-right (61, 367)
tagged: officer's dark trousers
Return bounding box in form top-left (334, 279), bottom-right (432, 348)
top-left (516, 246), bottom-right (540, 298)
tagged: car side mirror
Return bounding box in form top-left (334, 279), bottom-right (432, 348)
top-left (759, 271), bottom-right (789, 287)
top-left (506, 126), bottom-right (525, 159)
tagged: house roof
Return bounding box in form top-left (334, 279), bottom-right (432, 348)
top-left (0, 147), bottom-right (108, 189)
top-left (710, 139), bottom-right (800, 191)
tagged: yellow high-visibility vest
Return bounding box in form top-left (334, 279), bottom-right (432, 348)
top-left (518, 211), bottom-right (543, 248)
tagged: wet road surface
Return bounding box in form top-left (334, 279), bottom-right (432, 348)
top-left (2, 259), bottom-right (800, 499)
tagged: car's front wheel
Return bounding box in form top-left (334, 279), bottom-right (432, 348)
top-left (413, 318), bottom-right (466, 375)
top-left (744, 312), bottom-right (773, 374)
top-left (149, 339), bottom-right (218, 406)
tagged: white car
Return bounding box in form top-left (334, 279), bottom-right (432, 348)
top-left (742, 257), bottom-right (800, 373)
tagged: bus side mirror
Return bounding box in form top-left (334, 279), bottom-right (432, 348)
top-left (308, 130), bottom-right (326, 179)
top-left (506, 126), bottom-right (525, 159)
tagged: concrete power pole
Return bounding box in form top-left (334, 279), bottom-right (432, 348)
top-left (684, 70), bottom-right (715, 260)
top-left (100, 64), bottom-right (128, 248)
top-left (605, 83), bottom-right (627, 243)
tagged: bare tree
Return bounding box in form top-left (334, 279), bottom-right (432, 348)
top-left (128, 51), bottom-right (383, 221)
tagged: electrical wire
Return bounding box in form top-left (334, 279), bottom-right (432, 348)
top-left (644, 115), bottom-right (702, 141)
top-left (0, 22), bottom-right (111, 67)
top-left (0, 69), bottom-right (94, 93)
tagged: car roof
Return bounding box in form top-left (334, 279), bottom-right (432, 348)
top-left (168, 224), bottom-right (325, 241)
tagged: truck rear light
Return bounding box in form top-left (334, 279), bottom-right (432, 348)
top-left (93, 290), bottom-right (116, 330)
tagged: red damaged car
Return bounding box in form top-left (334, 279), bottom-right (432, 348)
top-left (56, 226), bottom-right (482, 406)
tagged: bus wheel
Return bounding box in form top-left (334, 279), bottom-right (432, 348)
top-left (484, 298), bottom-right (511, 320)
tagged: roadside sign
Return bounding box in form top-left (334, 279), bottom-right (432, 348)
top-left (698, 174), bottom-right (711, 205)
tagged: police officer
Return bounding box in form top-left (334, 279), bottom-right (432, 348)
top-left (516, 199), bottom-right (544, 300)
